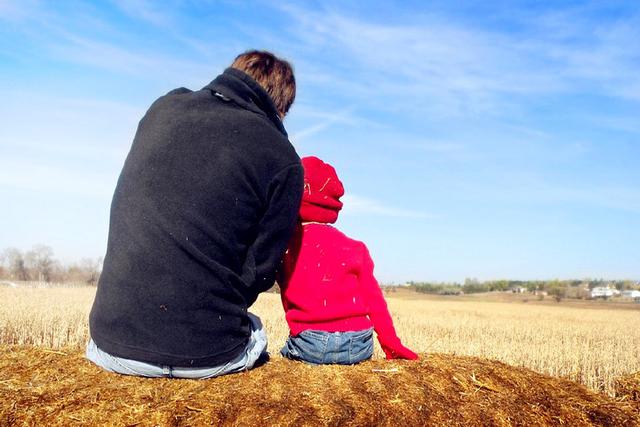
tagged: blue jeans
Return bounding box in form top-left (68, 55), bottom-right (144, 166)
top-left (281, 328), bottom-right (374, 365)
top-left (85, 313), bottom-right (268, 379)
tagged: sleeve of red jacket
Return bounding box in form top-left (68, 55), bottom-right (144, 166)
top-left (359, 243), bottom-right (418, 360)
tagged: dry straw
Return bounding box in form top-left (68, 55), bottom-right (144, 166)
top-left (1, 347), bottom-right (638, 426)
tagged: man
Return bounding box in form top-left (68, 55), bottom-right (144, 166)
top-left (86, 50), bottom-right (303, 378)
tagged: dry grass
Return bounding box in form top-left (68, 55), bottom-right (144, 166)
top-left (383, 293), bottom-right (640, 396)
top-left (1, 287), bottom-right (639, 396)
top-left (0, 287), bottom-right (92, 348)
top-left (1, 347), bottom-right (639, 426)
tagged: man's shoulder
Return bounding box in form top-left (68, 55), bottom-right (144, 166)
top-left (145, 87), bottom-right (198, 115)
top-left (154, 87), bottom-right (195, 106)
top-left (166, 87), bottom-right (193, 96)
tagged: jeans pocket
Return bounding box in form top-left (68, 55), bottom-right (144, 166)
top-left (349, 329), bottom-right (374, 364)
top-left (285, 330), bottom-right (329, 364)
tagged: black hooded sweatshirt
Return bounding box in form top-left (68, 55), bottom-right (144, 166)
top-left (89, 68), bottom-right (303, 367)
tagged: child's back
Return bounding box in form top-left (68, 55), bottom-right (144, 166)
top-left (279, 156), bottom-right (417, 364)
top-left (282, 223), bottom-right (376, 336)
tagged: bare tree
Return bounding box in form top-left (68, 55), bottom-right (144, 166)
top-left (25, 245), bottom-right (55, 282)
top-left (0, 251), bottom-right (5, 278)
top-left (3, 247), bottom-right (29, 281)
top-left (79, 257), bottom-right (102, 286)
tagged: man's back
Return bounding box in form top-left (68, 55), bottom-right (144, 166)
top-left (89, 68), bottom-right (302, 367)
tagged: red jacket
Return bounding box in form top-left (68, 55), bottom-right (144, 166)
top-left (279, 223), bottom-right (417, 360)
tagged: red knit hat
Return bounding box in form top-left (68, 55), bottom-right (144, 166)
top-left (300, 156), bottom-right (344, 224)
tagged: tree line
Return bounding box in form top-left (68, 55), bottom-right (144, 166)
top-left (410, 277), bottom-right (640, 297)
top-left (0, 245), bottom-right (102, 285)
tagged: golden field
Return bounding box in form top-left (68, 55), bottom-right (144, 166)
top-left (1, 286), bottom-right (638, 396)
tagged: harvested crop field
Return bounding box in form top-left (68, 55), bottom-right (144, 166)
top-left (2, 287), bottom-right (639, 396)
top-left (1, 346), bottom-right (639, 426)
top-left (2, 286), bottom-right (640, 425)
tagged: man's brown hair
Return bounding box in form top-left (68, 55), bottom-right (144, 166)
top-left (231, 50), bottom-right (296, 117)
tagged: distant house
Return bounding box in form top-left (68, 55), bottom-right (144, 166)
top-left (511, 287), bottom-right (527, 293)
top-left (590, 286), bottom-right (615, 299)
top-left (622, 290), bottom-right (640, 299)
top-left (0, 281), bottom-right (18, 288)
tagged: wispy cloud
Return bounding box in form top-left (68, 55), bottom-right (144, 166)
top-left (272, 2), bottom-right (640, 118)
top-left (288, 106), bottom-right (361, 144)
top-left (49, 32), bottom-right (215, 83)
top-left (109, 0), bottom-right (219, 57)
top-left (0, 1), bottom-right (223, 86)
top-left (110, 0), bottom-right (172, 27)
top-left (0, 0), bottom-right (39, 21)
top-left (524, 8), bottom-right (640, 101)
top-left (290, 122), bottom-right (334, 144)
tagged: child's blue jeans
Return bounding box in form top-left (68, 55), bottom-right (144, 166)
top-left (280, 328), bottom-right (374, 365)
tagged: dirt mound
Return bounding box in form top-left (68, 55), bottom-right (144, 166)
top-left (1, 346), bottom-right (638, 426)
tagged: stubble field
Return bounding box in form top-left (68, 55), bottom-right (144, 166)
top-left (1, 285), bottom-right (638, 396)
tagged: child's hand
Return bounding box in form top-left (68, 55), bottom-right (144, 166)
top-left (382, 343), bottom-right (419, 360)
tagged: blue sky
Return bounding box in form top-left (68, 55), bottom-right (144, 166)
top-left (1, 1), bottom-right (638, 283)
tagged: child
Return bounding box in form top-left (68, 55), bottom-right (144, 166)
top-left (278, 156), bottom-right (418, 364)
